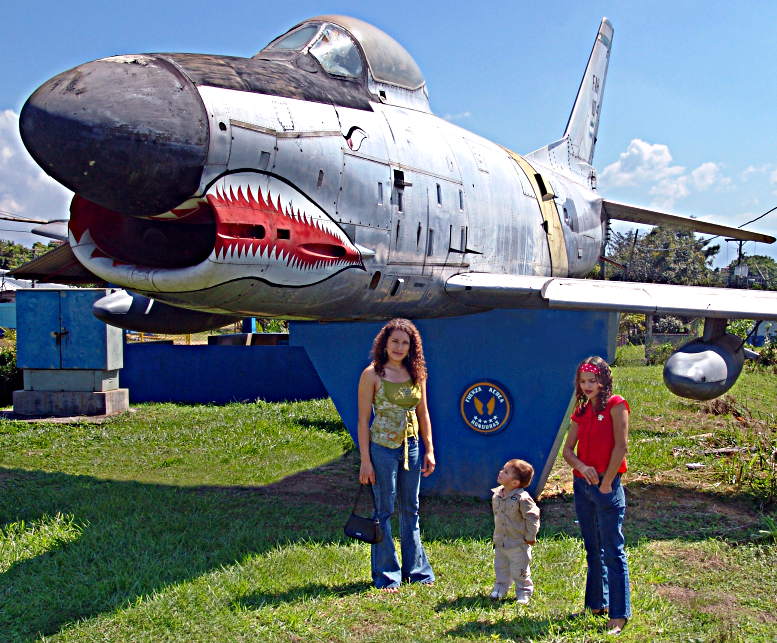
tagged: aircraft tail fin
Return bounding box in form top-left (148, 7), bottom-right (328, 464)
top-left (564, 17), bottom-right (613, 165)
top-left (525, 18), bottom-right (613, 185)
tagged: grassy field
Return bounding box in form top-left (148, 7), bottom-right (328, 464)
top-left (0, 353), bottom-right (775, 642)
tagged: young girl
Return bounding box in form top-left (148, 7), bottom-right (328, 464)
top-left (562, 356), bottom-right (631, 635)
top-left (357, 318), bottom-right (436, 591)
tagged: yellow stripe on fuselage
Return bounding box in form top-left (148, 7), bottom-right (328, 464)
top-left (504, 149), bottom-right (569, 277)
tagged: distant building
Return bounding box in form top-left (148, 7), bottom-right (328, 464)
top-left (1, 269), bottom-right (75, 303)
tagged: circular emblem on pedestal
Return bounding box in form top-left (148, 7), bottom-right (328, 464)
top-left (460, 381), bottom-right (512, 434)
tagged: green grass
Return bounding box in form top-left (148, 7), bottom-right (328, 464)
top-left (0, 366), bottom-right (775, 641)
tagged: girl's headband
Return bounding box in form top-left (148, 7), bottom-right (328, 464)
top-left (578, 363), bottom-right (600, 375)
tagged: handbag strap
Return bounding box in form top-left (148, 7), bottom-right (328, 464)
top-left (351, 483), bottom-right (376, 514)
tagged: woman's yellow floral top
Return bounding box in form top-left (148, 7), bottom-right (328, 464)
top-left (370, 378), bottom-right (420, 449)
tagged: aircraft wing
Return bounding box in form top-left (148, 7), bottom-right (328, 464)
top-left (445, 273), bottom-right (777, 320)
top-left (602, 200), bottom-right (775, 243)
top-left (8, 243), bottom-right (102, 285)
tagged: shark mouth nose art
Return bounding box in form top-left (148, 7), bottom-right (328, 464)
top-left (207, 172), bottom-right (363, 285)
top-left (68, 172), bottom-right (364, 292)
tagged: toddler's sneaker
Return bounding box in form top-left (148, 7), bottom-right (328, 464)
top-left (489, 588), bottom-right (506, 600)
top-left (515, 592), bottom-right (531, 605)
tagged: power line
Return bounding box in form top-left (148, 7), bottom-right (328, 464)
top-left (738, 204), bottom-right (777, 228)
top-left (698, 203), bottom-right (777, 245)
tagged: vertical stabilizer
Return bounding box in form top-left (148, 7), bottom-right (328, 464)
top-left (525, 18), bottom-right (613, 184)
top-left (565, 17), bottom-right (613, 165)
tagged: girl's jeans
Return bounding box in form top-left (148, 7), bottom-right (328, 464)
top-left (370, 439), bottom-right (435, 588)
top-left (573, 474), bottom-right (631, 619)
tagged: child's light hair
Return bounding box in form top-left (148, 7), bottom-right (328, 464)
top-left (574, 355), bottom-right (613, 412)
top-left (505, 459), bottom-right (534, 487)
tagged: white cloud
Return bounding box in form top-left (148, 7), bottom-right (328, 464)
top-left (649, 176), bottom-right (689, 208)
top-left (691, 162), bottom-right (730, 190)
top-left (0, 109), bottom-right (72, 245)
top-left (599, 139), bottom-right (684, 188)
top-left (741, 163), bottom-right (773, 181)
top-left (599, 138), bottom-right (733, 209)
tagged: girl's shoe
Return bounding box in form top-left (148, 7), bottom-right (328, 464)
top-left (515, 592), bottom-right (531, 605)
top-left (606, 617), bottom-right (628, 635)
top-left (489, 589), bottom-right (506, 599)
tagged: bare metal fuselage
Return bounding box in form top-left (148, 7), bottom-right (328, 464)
top-left (69, 86), bottom-right (605, 321)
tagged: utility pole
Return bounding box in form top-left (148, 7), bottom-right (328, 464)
top-left (625, 229), bottom-right (639, 280)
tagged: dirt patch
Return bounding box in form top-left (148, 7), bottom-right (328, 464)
top-left (654, 584), bottom-right (768, 624)
top-left (648, 541), bottom-right (727, 571)
top-left (537, 449), bottom-right (763, 541)
top-left (0, 408), bottom-right (136, 423)
top-left (655, 584), bottom-right (698, 604)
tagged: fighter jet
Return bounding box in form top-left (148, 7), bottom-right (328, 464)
top-left (15, 15), bottom-right (777, 399)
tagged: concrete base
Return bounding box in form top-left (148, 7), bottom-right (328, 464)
top-left (23, 369), bottom-right (120, 392)
top-left (13, 388), bottom-right (129, 417)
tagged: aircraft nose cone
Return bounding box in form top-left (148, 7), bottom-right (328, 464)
top-left (20, 54), bottom-right (209, 215)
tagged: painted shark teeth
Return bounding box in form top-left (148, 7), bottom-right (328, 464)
top-left (205, 172), bottom-right (363, 287)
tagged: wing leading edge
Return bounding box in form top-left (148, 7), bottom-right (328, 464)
top-left (602, 200), bottom-right (775, 243)
top-left (445, 273), bottom-right (777, 320)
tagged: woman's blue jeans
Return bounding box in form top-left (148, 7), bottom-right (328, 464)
top-left (370, 439), bottom-right (435, 588)
top-left (573, 474), bottom-right (631, 619)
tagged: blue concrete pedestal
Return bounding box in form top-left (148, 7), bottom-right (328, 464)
top-left (291, 309), bottom-right (617, 497)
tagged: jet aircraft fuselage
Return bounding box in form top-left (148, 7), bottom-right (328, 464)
top-left (20, 15), bottom-right (604, 321)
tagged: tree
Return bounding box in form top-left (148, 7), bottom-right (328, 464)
top-left (0, 240), bottom-right (59, 271)
top-left (606, 226), bottom-right (720, 286)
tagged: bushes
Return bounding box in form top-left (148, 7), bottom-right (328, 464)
top-left (645, 341), bottom-right (676, 366)
top-left (0, 329), bottom-right (22, 406)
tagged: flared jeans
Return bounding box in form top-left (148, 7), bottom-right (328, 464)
top-left (573, 474), bottom-right (631, 619)
top-left (370, 438), bottom-right (435, 589)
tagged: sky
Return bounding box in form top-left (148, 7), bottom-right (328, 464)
top-left (1, 0), bottom-right (776, 269)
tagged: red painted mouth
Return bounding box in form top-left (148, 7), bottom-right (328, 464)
top-left (208, 183), bottom-right (361, 272)
top-left (67, 173), bottom-right (364, 289)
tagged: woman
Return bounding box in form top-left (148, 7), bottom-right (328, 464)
top-left (563, 356), bottom-right (631, 635)
top-left (357, 318), bottom-right (436, 591)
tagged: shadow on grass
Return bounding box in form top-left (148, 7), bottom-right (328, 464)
top-left (0, 455), bottom-right (772, 639)
top-left (237, 581), bottom-right (370, 610)
top-left (538, 480), bottom-right (775, 544)
top-left (296, 417), bottom-right (349, 435)
top-left (437, 599), bottom-right (613, 639)
top-left (443, 614), bottom-right (566, 640)
top-left (0, 466), bottom-right (356, 639)
top-left (434, 594), bottom-right (507, 612)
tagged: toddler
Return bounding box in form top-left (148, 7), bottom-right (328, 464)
top-left (490, 459), bottom-right (540, 605)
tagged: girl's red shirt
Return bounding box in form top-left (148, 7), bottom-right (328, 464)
top-left (570, 395), bottom-right (630, 478)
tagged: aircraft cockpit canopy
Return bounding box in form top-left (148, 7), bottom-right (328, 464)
top-left (257, 15), bottom-right (429, 110)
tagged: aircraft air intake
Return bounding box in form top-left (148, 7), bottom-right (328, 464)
top-left (69, 197), bottom-right (216, 269)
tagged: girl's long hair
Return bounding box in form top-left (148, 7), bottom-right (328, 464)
top-left (371, 318), bottom-right (427, 383)
top-left (574, 355), bottom-right (613, 413)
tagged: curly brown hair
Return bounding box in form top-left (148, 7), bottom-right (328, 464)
top-left (371, 318), bottom-right (427, 383)
top-left (574, 355), bottom-right (613, 413)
